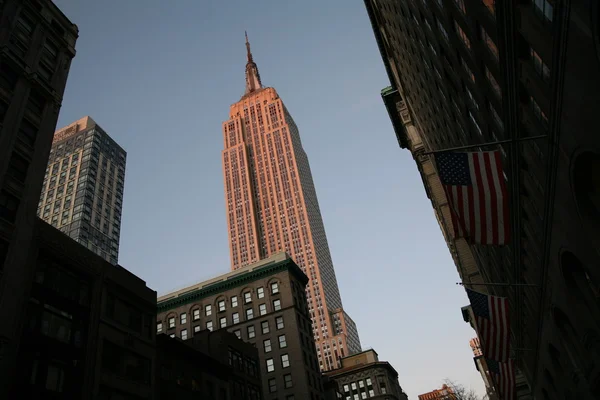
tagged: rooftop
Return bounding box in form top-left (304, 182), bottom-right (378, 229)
top-left (157, 253), bottom-right (308, 313)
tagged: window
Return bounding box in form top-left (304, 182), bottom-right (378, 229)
top-left (193, 308), bottom-right (200, 321)
top-left (194, 325), bottom-right (201, 333)
top-left (530, 96), bottom-right (549, 128)
top-left (264, 339), bottom-right (272, 352)
top-left (246, 308), bottom-right (254, 320)
top-left (469, 111), bottom-right (483, 136)
top-left (206, 321), bottom-right (213, 331)
top-left (231, 296), bottom-right (238, 307)
top-left (455, 21), bottom-right (471, 49)
top-left (220, 317), bottom-right (227, 328)
top-left (259, 303), bottom-right (267, 315)
top-left (480, 26), bottom-right (499, 60)
top-left (532, 0), bottom-right (553, 23)
top-left (454, 0), bottom-right (466, 13)
top-left (281, 354), bottom-right (290, 368)
top-left (284, 373), bottom-right (293, 388)
top-left (266, 358), bottom-right (275, 372)
top-left (169, 333), bottom-right (175, 338)
top-left (205, 304), bottom-right (212, 316)
top-left (462, 58), bottom-right (475, 82)
top-left (218, 300), bottom-right (226, 312)
top-left (489, 102), bottom-right (504, 131)
top-left (279, 334), bottom-right (287, 348)
top-left (232, 312), bottom-right (240, 324)
top-left (486, 67), bottom-right (502, 98)
top-left (244, 291), bottom-right (252, 303)
top-left (276, 316), bottom-right (284, 330)
top-left (262, 321), bottom-right (270, 334)
top-left (269, 378), bottom-right (277, 393)
top-left (530, 47), bottom-right (551, 82)
top-left (438, 20), bottom-right (449, 42)
top-left (168, 317), bottom-right (175, 329)
top-left (271, 282), bottom-right (279, 294)
top-left (157, 322), bottom-right (163, 333)
top-left (247, 325), bottom-right (256, 338)
top-left (181, 329), bottom-right (188, 340)
top-left (180, 313), bottom-right (187, 324)
top-left (483, 0), bottom-right (496, 16)
top-left (234, 329), bottom-right (241, 339)
top-left (273, 299), bottom-right (282, 311)
top-left (465, 87), bottom-right (479, 110)
top-left (0, 190), bottom-right (20, 223)
top-left (257, 287), bottom-right (265, 298)
top-left (7, 152), bottom-right (29, 183)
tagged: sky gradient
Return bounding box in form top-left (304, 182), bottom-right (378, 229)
top-left (52, 0), bottom-right (485, 397)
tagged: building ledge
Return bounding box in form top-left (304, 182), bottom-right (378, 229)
top-left (381, 87), bottom-right (409, 149)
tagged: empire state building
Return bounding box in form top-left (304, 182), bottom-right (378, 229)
top-left (221, 34), bottom-right (361, 370)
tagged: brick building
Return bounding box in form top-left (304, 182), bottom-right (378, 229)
top-left (0, 0), bottom-right (78, 394)
top-left (325, 349), bottom-right (409, 400)
top-left (156, 329), bottom-right (263, 399)
top-left (11, 219), bottom-right (157, 399)
top-left (364, 0), bottom-right (600, 397)
top-left (157, 253), bottom-right (325, 399)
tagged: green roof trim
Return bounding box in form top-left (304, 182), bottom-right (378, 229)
top-left (381, 86), bottom-right (396, 97)
top-left (380, 87), bottom-right (408, 149)
top-left (157, 258), bottom-right (308, 313)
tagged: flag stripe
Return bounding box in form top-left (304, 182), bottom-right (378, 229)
top-left (496, 151), bottom-right (511, 244)
top-left (467, 289), bottom-right (510, 362)
top-left (435, 150), bottom-right (509, 245)
top-left (472, 153), bottom-right (485, 243)
top-left (489, 153), bottom-right (504, 244)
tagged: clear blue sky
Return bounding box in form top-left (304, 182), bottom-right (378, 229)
top-left (53, 0), bottom-right (485, 397)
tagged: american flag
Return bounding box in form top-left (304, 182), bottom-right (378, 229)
top-left (466, 288), bottom-right (510, 362)
top-left (486, 358), bottom-right (516, 400)
top-left (435, 151), bottom-right (509, 245)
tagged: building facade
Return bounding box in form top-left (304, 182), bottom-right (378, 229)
top-left (325, 349), bottom-right (409, 400)
top-left (365, 0), bottom-right (600, 398)
top-left (38, 116), bottom-right (126, 265)
top-left (9, 219), bottom-right (157, 400)
top-left (156, 330), bottom-right (263, 400)
top-left (0, 0), bottom-right (78, 395)
top-left (418, 384), bottom-right (456, 400)
top-left (221, 33), bottom-right (361, 371)
top-left (157, 253), bottom-right (326, 399)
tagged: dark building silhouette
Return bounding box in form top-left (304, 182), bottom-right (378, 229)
top-left (0, 0), bottom-right (78, 394)
top-left (157, 253), bottom-right (326, 399)
top-left (156, 330), bottom-right (263, 399)
top-left (11, 219), bottom-right (157, 399)
top-left (364, 0), bottom-right (600, 398)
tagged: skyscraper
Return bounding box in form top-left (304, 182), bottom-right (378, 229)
top-left (38, 116), bottom-right (126, 265)
top-left (221, 34), bottom-right (361, 370)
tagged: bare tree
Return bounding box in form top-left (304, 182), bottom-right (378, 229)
top-left (443, 379), bottom-right (484, 400)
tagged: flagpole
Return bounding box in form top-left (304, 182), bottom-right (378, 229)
top-left (457, 282), bottom-right (538, 288)
top-left (423, 135), bottom-right (547, 155)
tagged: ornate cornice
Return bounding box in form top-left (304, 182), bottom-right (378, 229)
top-left (157, 259), bottom-right (307, 313)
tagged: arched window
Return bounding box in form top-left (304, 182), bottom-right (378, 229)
top-left (561, 251), bottom-right (600, 314)
top-left (552, 307), bottom-right (584, 374)
top-left (548, 343), bottom-right (564, 375)
top-left (573, 152), bottom-right (600, 238)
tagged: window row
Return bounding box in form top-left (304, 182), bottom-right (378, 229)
top-left (159, 299), bottom-right (283, 331)
top-left (160, 315), bottom-right (287, 339)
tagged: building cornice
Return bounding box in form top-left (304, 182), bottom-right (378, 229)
top-left (157, 259), bottom-right (308, 313)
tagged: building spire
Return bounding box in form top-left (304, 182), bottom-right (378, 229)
top-left (244, 31), bottom-right (262, 94)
